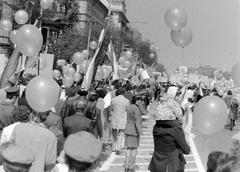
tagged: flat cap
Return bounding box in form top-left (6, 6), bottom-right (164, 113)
top-left (4, 87), bottom-right (19, 94)
top-left (64, 131), bottom-right (102, 163)
top-left (2, 145), bottom-right (35, 165)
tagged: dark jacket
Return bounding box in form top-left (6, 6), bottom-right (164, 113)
top-left (63, 112), bottom-right (93, 138)
top-left (0, 102), bottom-right (15, 131)
top-left (148, 120), bottom-right (190, 172)
top-left (124, 104), bottom-right (143, 136)
top-left (62, 96), bottom-right (87, 119)
top-left (85, 105), bottom-right (103, 139)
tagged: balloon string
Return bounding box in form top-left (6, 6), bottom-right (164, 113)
top-left (182, 48), bottom-right (186, 66)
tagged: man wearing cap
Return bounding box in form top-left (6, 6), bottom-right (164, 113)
top-left (52, 131), bottom-right (102, 172)
top-left (2, 145), bottom-right (35, 172)
top-left (0, 87), bottom-right (19, 137)
top-left (63, 100), bottom-right (93, 138)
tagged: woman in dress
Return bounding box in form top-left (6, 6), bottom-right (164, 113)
top-left (148, 93), bottom-right (190, 172)
top-left (124, 95), bottom-right (143, 172)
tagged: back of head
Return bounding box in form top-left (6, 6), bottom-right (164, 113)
top-left (207, 151), bottom-right (229, 172)
top-left (75, 101), bottom-right (86, 112)
top-left (65, 87), bottom-right (76, 98)
top-left (116, 87), bottom-right (125, 96)
top-left (89, 94), bottom-right (99, 102)
top-left (12, 105), bottom-right (31, 123)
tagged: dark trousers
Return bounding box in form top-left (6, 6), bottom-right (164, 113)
top-left (230, 119), bottom-right (235, 130)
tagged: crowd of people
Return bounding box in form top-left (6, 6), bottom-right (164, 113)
top-left (1, 76), bottom-right (240, 172)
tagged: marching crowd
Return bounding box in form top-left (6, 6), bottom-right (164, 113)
top-left (1, 77), bottom-right (240, 172)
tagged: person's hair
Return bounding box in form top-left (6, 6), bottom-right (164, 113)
top-left (3, 161), bottom-right (31, 172)
top-left (6, 93), bottom-right (17, 100)
top-left (96, 89), bottom-right (107, 99)
top-left (89, 94), bottom-right (99, 102)
top-left (116, 87), bottom-right (125, 96)
top-left (207, 151), bottom-right (229, 172)
top-left (0, 142), bottom-right (14, 165)
top-left (123, 84), bottom-right (132, 91)
top-left (227, 90), bottom-right (233, 95)
top-left (65, 154), bottom-right (93, 172)
top-left (215, 154), bottom-right (237, 172)
top-left (32, 111), bottom-right (50, 123)
top-left (132, 96), bottom-right (142, 104)
top-left (12, 106), bottom-right (30, 123)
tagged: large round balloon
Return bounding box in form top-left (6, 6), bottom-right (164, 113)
top-left (149, 53), bottom-right (155, 59)
top-left (62, 76), bottom-right (74, 88)
top-left (79, 60), bottom-right (87, 73)
top-left (232, 61), bottom-right (240, 87)
top-left (0, 19), bottom-right (12, 32)
top-left (40, 0), bottom-right (53, 9)
top-left (52, 69), bottom-right (61, 78)
top-left (170, 25), bottom-right (193, 48)
top-left (123, 60), bottom-right (131, 68)
top-left (66, 67), bottom-right (75, 76)
top-left (95, 68), bottom-right (104, 80)
top-left (16, 24), bottom-right (43, 56)
top-left (73, 52), bottom-right (84, 65)
top-left (149, 44), bottom-right (155, 52)
top-left (164, 6), bottom-right (188, 31)
top-left (9, 30), bottom-right (17, 43)
top-left (193, 96), bottom-right (228, 135)
top-left (118, 57), bottom-right (125, 65)
top-left (39, 57), bottom-right (47, 70)
top-left (73, 72), bottom-right (81, 82)
top-left (89, 41), bottom-right (97, 50)
top-left (82, 49), bottom-right (89, 59)
top-left (125, 51), bottom-right (132, 58)
top-left (26, 75), bottom-right (60, 112)
top-left (15, 10), bottom-right (28, 25)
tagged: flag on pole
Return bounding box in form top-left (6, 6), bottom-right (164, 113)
top-left (82, 22), bottom-right (108, 89)
top-left (106, 40), bottom-right (118, 80)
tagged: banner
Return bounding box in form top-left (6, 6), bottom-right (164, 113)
top-left (0, 54), bottom-right (6, 76)
top-left (169, 74), bottom-right (184, 83)
top-left (25, 54), bottom-right (54, 77)
top-left (189, 74), bottom-right (209, 84)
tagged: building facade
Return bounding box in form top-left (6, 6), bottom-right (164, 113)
top-left (0, 0), bottom-right (15, 54)
top-left (101, 0), bottom-right (129, 28)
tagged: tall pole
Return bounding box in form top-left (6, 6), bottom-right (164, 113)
top-left (87, 19), bottom-right (92, 52)
top-left (37, 8), bottom-right (43, 75)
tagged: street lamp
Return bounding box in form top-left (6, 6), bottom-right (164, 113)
top-left (127, 21), bottom-right (147, 27)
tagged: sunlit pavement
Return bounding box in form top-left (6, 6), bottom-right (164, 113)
top-left (92, 101), bottom-right (240, 172)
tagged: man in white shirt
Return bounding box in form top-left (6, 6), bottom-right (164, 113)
top-left (0, 105), bottom-right (30, 143)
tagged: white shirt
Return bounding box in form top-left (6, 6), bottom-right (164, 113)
top-left (0, 122), bottom-right (21, 143)
top-left (51, 164), bottom-right (68, 172)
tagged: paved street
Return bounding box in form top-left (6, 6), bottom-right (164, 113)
top-left (93, 101), bottom-right (240, 172)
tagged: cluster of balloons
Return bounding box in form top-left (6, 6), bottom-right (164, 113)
top-left (193, 96), bottom-right (228, 135)
top-left (95, 65), bottom-right (112, 80)
top-left (118, 56), bottom-right (131, 69)
top-left (0, 0), bottom-right (54, 57)
top-left (164, 7), bottom-right (193, 48)
top-left (72, 49), bottom-right (90, 64)
top-left (149, 44), bottom-right (160, 59)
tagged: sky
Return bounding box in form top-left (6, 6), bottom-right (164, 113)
top-left (125, 0), bottom-right (240, 72)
